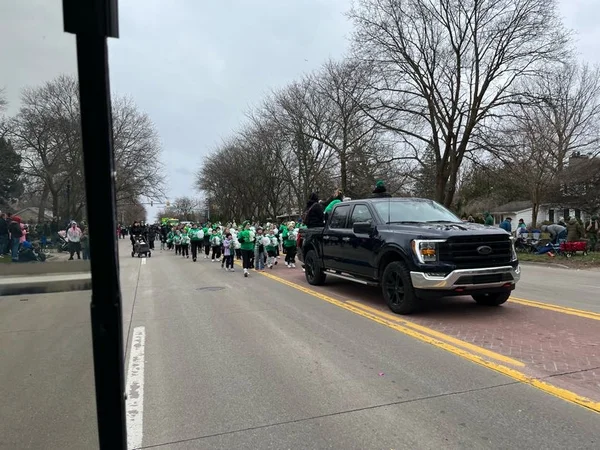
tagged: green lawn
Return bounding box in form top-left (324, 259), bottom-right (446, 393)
top-left (518, 251), bottom-right (600, 268)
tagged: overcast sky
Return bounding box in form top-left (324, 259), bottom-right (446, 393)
top-left (1, 0), bottom-right (599, 220)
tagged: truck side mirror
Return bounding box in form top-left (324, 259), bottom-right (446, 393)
top-left (353, 222), bottom-right (373, 235)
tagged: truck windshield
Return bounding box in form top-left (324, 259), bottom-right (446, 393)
top-left (374, 200), bottom-right (461, 224)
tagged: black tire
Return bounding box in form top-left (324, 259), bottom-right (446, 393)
top-left (148, 252), bottom-right (152, 258)
top-left (381, 261), bottom-right (418, 315)
top-left (304, 250), bottom-right (326, 286)
top-left (131, 251), bottom-right (135, 257)
top-left (472, 292), bottom-right (510, 306)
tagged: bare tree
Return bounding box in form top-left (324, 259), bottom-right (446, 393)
top-left (112, 96), bottom-right (165, 203)
top-left (8, 75), bottom-right (165, 223)
top-left (0, 87), bottom-right (7, 115)
top-left (349, 0), bottom-right (570, 207)
top-left (259, 89), bottom-right (337, 207)
top-left (117, 199), bottom-right (147, 225)
top-left (281, 60), bottom-right (380, 195)
top-left (171, 196), bottom-right (202, 221)
top-left (523, 62), bottom-right (600, 170)
top-left (8, 75), bottom-right (81, 221)
top-left (477, 62), bottom-right (600, 223)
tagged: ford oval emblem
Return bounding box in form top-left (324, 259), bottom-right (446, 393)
top-left (477, 245), bottom-right (493, 255)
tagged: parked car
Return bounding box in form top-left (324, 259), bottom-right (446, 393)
top-left (298, 198), bottom-right (520, 314)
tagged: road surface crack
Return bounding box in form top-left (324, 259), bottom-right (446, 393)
top-left (542, 365), bottom-right (600, 378)
top-left (136, 380), bottom-right (519, 449)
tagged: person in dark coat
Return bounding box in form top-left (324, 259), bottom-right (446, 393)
top-left (304, 192), bottom-right (324, 228)
top-left (130, 221), bottom-right (143, 249)
top-left (371, 180), bottom-right (391, 198)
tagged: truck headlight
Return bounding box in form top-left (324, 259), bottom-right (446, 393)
top-left (411, 240), bottom-right (445, 264)
top-left (510, 237), bottom-right (518, 261)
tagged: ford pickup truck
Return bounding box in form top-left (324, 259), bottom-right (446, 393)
top-left (297, 198), bottom-right (520, 314)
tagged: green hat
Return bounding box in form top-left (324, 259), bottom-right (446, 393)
top-left (242, 220), bottom-right (251, 228)
top-left (376, 180), bottom-right (385, 188)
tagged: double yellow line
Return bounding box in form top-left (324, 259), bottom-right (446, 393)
top-left (254, 269), bottom-right (600, 414)
top-left (510, 296), bottom-right (600, 321)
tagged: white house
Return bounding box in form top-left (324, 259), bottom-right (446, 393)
top-left (490, 201), bottom-right (591, 231)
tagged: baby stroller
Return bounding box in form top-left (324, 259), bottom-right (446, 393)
top-left (132, 235), bottom-right (151, 258)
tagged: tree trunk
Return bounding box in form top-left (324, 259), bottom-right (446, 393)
top-left (434, 171), bottom-right (446, 204)
top-left (340, 152), bottom-right (348, 194)
top-left (51, 191), bottom-right (60, 224)
top-left (531, 202), bottom-right (539, 227)
top-left (38, 184), bottom-right (50, 223)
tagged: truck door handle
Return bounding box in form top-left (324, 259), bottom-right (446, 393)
top-left (323, 235), bottom-right (331, 240)
top-left (342, 237), bottom-right (350, 242)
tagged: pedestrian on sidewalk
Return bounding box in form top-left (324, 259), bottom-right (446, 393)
top-left (8, 215), bottom-right (23, 262)
top-left (66, 221), bottom-right (82, 260)
top-left (0, 212), bottom-right (9, 257)
top-left (586, 216), bottom-right (599, 251)
top-left (81, 229), bottom-right (90, 260)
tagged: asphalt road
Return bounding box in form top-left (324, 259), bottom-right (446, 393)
top-left (1, 242), bottom-right (599, 449)
top-left (515, 263), bottom-right (600, 313)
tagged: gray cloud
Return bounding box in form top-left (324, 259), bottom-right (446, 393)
top-left (1, 0), bottom-right (598, 219)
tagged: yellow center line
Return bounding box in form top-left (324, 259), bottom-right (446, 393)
top-left (510, 296), bottom-right (600, 321)
top-left (346, 301), bottom-right (524, 367)
top-left (253, 269), bottom-right (600, 414)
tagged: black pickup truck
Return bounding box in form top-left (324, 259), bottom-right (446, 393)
top-left (297, 198), bottom-right (520, 314)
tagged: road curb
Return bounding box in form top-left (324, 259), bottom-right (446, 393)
top-left (0, 273), bottom-right (92, 296)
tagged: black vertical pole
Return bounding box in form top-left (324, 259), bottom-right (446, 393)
top-left (63, 1), bottom-right (126, 449)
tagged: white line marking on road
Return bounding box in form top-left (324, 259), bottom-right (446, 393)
top-left (141, 258), bottom-right (146, 265)
top-left (126, 326), bottom-right (146, 450)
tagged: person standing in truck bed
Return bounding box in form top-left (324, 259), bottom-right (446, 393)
top-left (371, 180), bottom-right (391, 198)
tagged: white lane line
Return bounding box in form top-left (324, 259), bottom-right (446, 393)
top-left (126, 326), bottom-right (146, 450)
top-left (141, 258), bottom-right (147, 265)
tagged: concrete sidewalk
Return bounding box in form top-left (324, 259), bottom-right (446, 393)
top-left (0, 272), bottom-right (92, 296)
top-left (0, 259), bottom-right (92, 296)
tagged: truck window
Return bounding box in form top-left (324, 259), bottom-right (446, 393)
top-left (329, 204), bottom-right (351, 229)
top-left (348, 205), bottom-right (373, 227)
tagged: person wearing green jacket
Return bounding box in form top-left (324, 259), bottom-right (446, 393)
top-left (238, 220), bottom-right (254, 277)
top-left (166, 229), bottom-right (175, 250)
top-left (172, 230), bottom-right (182, 255)
top-left (202, 223), bottom-right (211, 259)
top-left (210, 229), bottom-right (223, 262)
top-left (282, 222), bottom-right (297, 268)
top-left (484, 212), bottom-right (494, 226)
top-left (188, 223), bottom-right (204, 262)
top-left (180, 229), bottom-right (191, 258)
top-left (265, 227), bottom-right (279, 269)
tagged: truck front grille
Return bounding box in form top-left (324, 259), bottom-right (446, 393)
top-left (439, 235), bottom-right (512, 269)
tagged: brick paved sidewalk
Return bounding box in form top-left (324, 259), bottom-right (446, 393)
top-left (263, 264), bottom-right (600, 402)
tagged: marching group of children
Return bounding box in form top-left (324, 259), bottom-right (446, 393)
top-left (161, 220), bottom-right (304, 277)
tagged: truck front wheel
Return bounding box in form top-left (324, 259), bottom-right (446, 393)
top-left (304, 250), bottom-right (326, 286)
top-left (381, 261), bottom-right (417, 314)
top-left (472, 292), bottom-right (510, 306)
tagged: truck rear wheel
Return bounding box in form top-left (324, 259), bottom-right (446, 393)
top-left (381, 261), bottom-right (417, 315)
top-left (472, 292), bottom-right (510, 306)
top-left (304, 250), bottom-right (326, 286)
